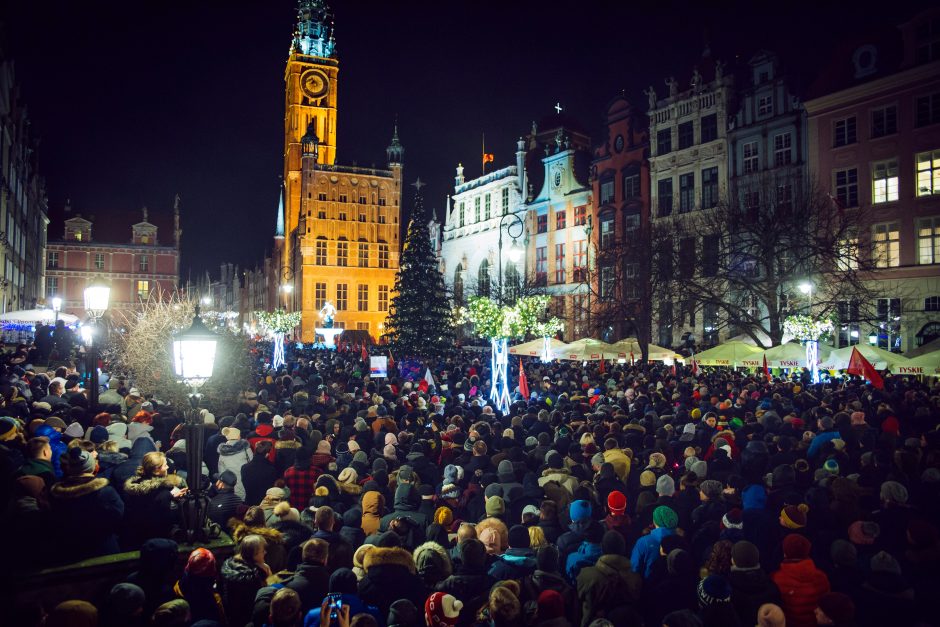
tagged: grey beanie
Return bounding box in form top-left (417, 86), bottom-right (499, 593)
top-left (656, 474), bottom-right (676, 497)
top-left (870, 550), bottom-right (902, 575)
top-left (691, 460), bottom-right (708, 479)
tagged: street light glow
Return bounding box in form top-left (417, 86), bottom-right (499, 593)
top-left (281, 283), bottom-right (294, 293)
top-left (798, 282), bottom-right (813, 294)
top-left (51, 297), bottom-right (62, 312)
top-left (508, 240), bottom-right (522, 263)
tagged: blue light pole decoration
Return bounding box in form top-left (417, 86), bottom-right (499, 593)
top-left (461, 295), bottom-right (562, 413)
top-left (255, 308), bottom-right (303, 370)
top-left (784, 315), bottom-right (834, 384)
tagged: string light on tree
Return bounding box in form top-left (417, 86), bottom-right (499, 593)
top-left (255, 308), bottom-right (302, 369)
top-left (784, 314), bottom-right (833, 383)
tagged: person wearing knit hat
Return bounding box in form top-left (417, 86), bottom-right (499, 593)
top-left (757, 603), bottom-right (786, 627)
top-left (772, 534), bottom-right (830, 627)
top-left (425, 592), bottom-right (463, 627)
top-left (63, 421), bottom-right (84, 439)
top-left (879, 480), bottom-right (909, 505)
top-left (731, 540), bottom-right (760, 569)
top-left (698, 575), bottom-right (732, 608)
top-left (869, 550), bottom-right (902, 575)
top-left (639, 469), bottom-right (657, 488)
top-left (607, 490), bottom-right (627, 515)
top-left (61, 446), bottom-right (96, 476)
top-left (46, 600), bottom-right (98, 627)
top-left (485, 495), bottom-right (505, 518)
top-left (656, 474), bottom-right (676, 497)
top-left (779, 503), bottom-right (809, 529)
top-left (151, 599), bottom-right (190, 627)
top-left (690, 459), bottom-right (707, 479)
top-left (631, 504), bottom-right (678, 578)
top-left (721, 508), bottom-right (744, 532)
top-left (823, 458), bottom-right (839, 476)
top-left (647, 452), bottom-right (667, 469)
top-left (847, 520), bottom-right (879, 545)
top-left (829, 539), bottom-right (857, 569)
top-left (106, 582), bottom-right (146, 624)
top-left (816, 592), bottom-right (855, 625)
top-left (434, 506), bottom-right (454, 529)
top-left (653, 505), bottom-right (678, 529)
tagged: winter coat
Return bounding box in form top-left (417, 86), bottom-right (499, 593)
top-left (358, 546), bottom-right (427, 617)
top-left (631, 526), bottom-right (676, 579)
top-left (302, 592), bottom-right (383, 627)
top-left (207, 486), bottom-right (243, 528)
top-left (217, 439), bottom-right (252, 501)
top-left (565, 541), bottom-right (603, 583)
top-left (380, 484), bottom-right (428, 534)
top-left (283, 562), bottom-right (331, 614)
top-left (488, 547), bottom-right (537, 582)
top-left (240, 454), bottom-right (278, 506)
top-left (275, 439), bottom-right (302, 475)
top-left (49, 474), bottom-right (124, 562)
top-left (220, 556), bottom-right (267, 627)
top-left (856, 572), bottom-right (916, 627)
top-left (173, 573), bottom-right (225, 624)
top-left (122, 473), bottom-right (186, 548)
top-left (729, 566), bottom-right (781, 625)
top-left (34, 424), bottom-right (67, 479)
top-left (771, 558), bottom-right (831, 627)
top-left (437, 568), bottom-right (494, 627)
top-left (538, 467), bottom-right (579, 495)
top-left (557, 518), bottom-right (593, 567)
top-left (112, 437), bottom-right (157, 491)
top-left (602, 448), bottom-right (631, 481)
top-left (576, 554), bottom-right (642, 627)
top-left (361, 490), bottom-right (385, 536)
top-left (229, 519), bottom-right (287, 573)
top-left (521, 569), bottom-right (580, 626)
top-left (96, 451), bottom-right (128, 481)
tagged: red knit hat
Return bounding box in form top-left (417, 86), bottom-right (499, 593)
top-left (607, 490), bottom-right (627, 515)
top-left (782, 533), bottom-right (811, 560)
top-left (537, 590), bottom-right (565, 620)
top-left (425, 592), bottom-right (463, 627)
top-left (185, 547), bottom-right (216, 578)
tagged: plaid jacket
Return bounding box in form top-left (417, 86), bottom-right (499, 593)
top-left (283, 465), bottom-right (319, 509)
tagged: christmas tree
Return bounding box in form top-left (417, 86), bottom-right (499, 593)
top-left (384, 178), bottom-right (454, 355)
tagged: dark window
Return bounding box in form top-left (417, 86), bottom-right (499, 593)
top-left (871, 105), bottom-right (898, 137)
top-left (658, 301), bottom-right (673, 347)
top-left (658, 179), bottom-right (673, 217)
top-left (702, 167), bottom-right (719, 208)
top-left (658, 238), bottom-right (673, 277)
top-left (916, 93), bottom-right (940, 127)
top-left (600, 179), bottom-right (615, 204)
top-left (702, 235), bottom-right (719, 276)
top-left (535, 247), bottom-right (547, 286)
top-left (925, 296), bottom-right (940, 311)
top-left (657, 129), bottom-right (672, 155)
top-left (834, 116), bottom-right (857, 147)
top-left (701, 114), bottom-right (718, 143)
top-left (536, 214), bottom-right (547, 233)
top-left (678, 122), bottom-right (694, 149)
top-left (703, 303), bottom-right (720, 345)
top-left (679, 237), bottom-right (695, 278)
top-left (835, 168), bottom-right (859, 208)
top-left (599, 213), bottom-right (615, 249)
top-left (679, 172), bottom-right (695, 212)
top-left (623, 171), bottom-right (641, 199)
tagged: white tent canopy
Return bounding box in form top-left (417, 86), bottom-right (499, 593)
top-left (0, 308), bottom-right (79, 324)
top-left (509, 337), bottom-right (566, 357)
top-left (889, 350), bottom-right (940, 376)
top-left (552, 338), bottom-right (619, 361)
top-left (749, 341), bottom-right (832, 369)
top-left (608, 338), bottom-right (676, 361)
top-left (691, 341), bottom-right (765, 366)
top-left (821, 345), bottom-right (911, 371)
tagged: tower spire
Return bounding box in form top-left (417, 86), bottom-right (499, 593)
top-left (292, 0), bottom-right (336, 58)
top-left (275, 186), bottom-right (285, 239)
top-left (387, 121), bottom-right (404, 166)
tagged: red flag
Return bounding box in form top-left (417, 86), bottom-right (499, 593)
top-left (388, 349), bottom-right (395, 371)
top-left (598, 358), bottom-right (605, 374)
top-left (847, 347), bottom-right (884, 390)
top-left (763, 354), bottom-right (770, 381)
top-left (630, 351), bottom-right (635, 366)
top-left (691, 353), bottom-right (699, 376)
top-left (670, 363), bottom-right (677, 377)
top-left (519, 361), bottom-right (530, 400)
top-left (361, 343), bottom-right (368, 363)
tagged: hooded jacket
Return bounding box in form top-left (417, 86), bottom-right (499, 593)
top-left (229, 519), bottom-right (287, 573)
top-left (50, 474), bottom-right (124, 562)
top-left (122, 473), bottom-right (185, 548)
top-left (380, 484), bottom-right (428, 531)
top-left (771, 558), bottom-right (831, 627)
top-left (357, 546), bottom-right (427, 617)
top-left (361, 490), bottom-right (385, 536)
top-left (488, 547), bottom-right (537, 581)
top-left (217, 439), bottom-right (252, 500)
top-left (630, 526), bottom-right (676, 579)
top-left (576, 554), bottom-right (642, 627)
top-left (220, 557), bottom-right (267, 627)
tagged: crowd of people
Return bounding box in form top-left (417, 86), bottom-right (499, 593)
top-left (2, 341), bottom-right (939, 627)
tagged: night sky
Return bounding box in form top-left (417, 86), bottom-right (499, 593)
top-left (3, 0), bottom-right (931, 278)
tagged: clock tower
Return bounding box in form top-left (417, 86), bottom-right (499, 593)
top-left (284, 0), bottom-right (338, 270)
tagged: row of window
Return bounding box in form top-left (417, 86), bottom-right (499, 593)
top-left (657, 167), bottom-right (720, 216)
top-left (534, 205), bottom-right (589, 233)
top-left (308, 207), bottom-right (390, 224)
top-left (314, 283), bottom-right (389, 312)
top-left (741, 132), bottom-right (793, 173)
top-left (832, 149), bottom-right (940, 208)
top-left (47, 252), bottom-right (155, 272)
top-left (656, 114), bottom-right (719, 155)
top-left (599, 169), bottom-right (642, 205)
top-left (46, 278), bottom-right (152, 301)
top-left (832, 94), bottom-right (940, 148)
top-left (312, 191), bottom-right (393, 207)
top-left (533, 241), bottom-right (589, 285)
top-left (455, 188), bottom-right (512, 227)
top-left (313, 239), bottom-right (391, 268)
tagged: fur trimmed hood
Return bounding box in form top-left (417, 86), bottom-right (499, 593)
top-left (275, 440), bottom-right (301, 450)
top-left (363, 546), bottom-right (416, 573)
top-left (50, 475), bottom-right (110, 499)
top-left (228, 518), bottom-right (285, 545)
top-left (338, 480), bottom-right (362, 495)
top-left (413, 541), bottom-right (453, 577)
top-left (123, 473), bottom-right (184, 496)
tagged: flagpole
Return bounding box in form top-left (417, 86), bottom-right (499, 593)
top-left (482, 132), bottom-right (486, 176)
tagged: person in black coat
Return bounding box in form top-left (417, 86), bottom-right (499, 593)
top-left (111, 437), bottom-right (157, 492)
top-left (241, 441), bottom-right (279, 506)
top-left (727, 541), bottom-right (781, 625)
top-left (203, 417), bottom-right (229, 477)
top-left (207, 470), bottom-right (243, 528)
top-left (282, 538), bottom-right (331, 614)
top-left (49, 447), bottom-right (124, 563)
top-left (436, 538), bottom-right (494, 627)
top-left (126, 538), bottom-right (180, 618)
top-left (644, 548), bottom-right (699, 627)
top-left (357, 545), bottom-right (427, 617)
top-left (221, 535), bottom-right (271, 627)
top-left (121, 451), bottom-right (187, 549)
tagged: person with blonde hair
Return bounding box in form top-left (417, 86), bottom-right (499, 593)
top-left (528, 524), bottom-right (547, 549)
top-left (122, 450), bottom-right (187, 548)
top-left (221, 534), bottom-right (271, 627)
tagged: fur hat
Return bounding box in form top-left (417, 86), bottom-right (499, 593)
top-left (222, 427), bottom-right (240, 441)
top-left (424, 592), bottom-right (463, 627)
top-left (639, 470), bottom-right (657, 487)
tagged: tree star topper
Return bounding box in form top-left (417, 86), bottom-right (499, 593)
top-left (411, 177), bottom-right (426, 191)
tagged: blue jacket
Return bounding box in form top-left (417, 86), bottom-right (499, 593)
top-left (565, 540), bottom-right (603, 583)
top-left (807, 430), bottom-right (840, 459)
top-left (630, 526), bottom-right (676, 578)
top-left (35, 424), bottom-right (66, 478)
top-left (488, 548), bottom-right (537, 581)
top-left (304, 593), bottom-right (382, 627)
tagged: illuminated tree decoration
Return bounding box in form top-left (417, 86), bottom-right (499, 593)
top-left (461, 295), bottom-right (563, 412)
top-left (255, 308), bottom-right (302, 369)
top-left (784, 315), bottom-right (833, 383)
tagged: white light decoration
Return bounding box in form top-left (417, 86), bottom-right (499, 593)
top-left (83, 278), bottom-right (111, 320)
top-left (173, 308), bottom-right (218, 388)
top-left (80, 325), bottom-right (94, 347)
top-left (51, 297), bottom-right (62, 312)
top-left (784, 315), bottom-right (833, 384)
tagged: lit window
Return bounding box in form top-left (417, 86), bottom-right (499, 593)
top-left (136, 280), bottom-right (150, 300)
top-left (872, 222), bottom-right (900, 268)
top-left (337, 240), bottom-right (348, 267)
top-left (478, 260), bottom-right (490, 297)
top-left (315, 283), bottom-right (326, 309)
top-left (357, 322), bottom-right (370, 331)
top-left (555, 209), bottom-right (567, 230)
top-left (773, 132), bottom-right (792, 166)
top-left (837, 232), bottom-right (859, 271)
top-left (357, 284), bottom-right (369, 311)
top-left (872, 159), bottom-right (899, 203)
top-left (917, 150), bottom-right (940, 196)
top-left (484, 194), bottom-right (491, 220)
top-left (95, 253), bottom-right (105, 270)
top-left (623, 172), bottom-right (640, 198)
top-left (554, 243), bottom-right (566, 284)
top-left (599, 213), bottom-right (615, 249)
top-left (315, 238), bottom-right (327, 265)
top-left (743, 141), bottom-right (759, 174)
top-left (458, 202), bottom-right (465, 227)
top-left (918, 217), bottom-right (940, 264)
top-left (47, 251), bottom-right (59, 269)
top-left (358, 243), bottom-right (369, 267)
top-left (535, 247), bottom-right (547, 286)
top-left (574, 205), bottom-right (587, 226)
top-left (378, 285), bottom-right (389, 311)
top-left (679, 172), bottom-right (695, 212)
top-left (573, 240), bottom-right (587, 281)
top-left (702, 167), bottom-right (719, 209)
top-left (537, 214), bottom-right (547, 234)
top-left (378, 244), bottom-right (390, 269)
top-left (46, 277), bottom-right (58, 297)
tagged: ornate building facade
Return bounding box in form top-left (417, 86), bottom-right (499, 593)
top-left (278, 1), bottom-right (402, 341)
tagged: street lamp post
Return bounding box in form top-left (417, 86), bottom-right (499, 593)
top-left (798, 281), bottom-right (814, 313)
top-left (51, 296), bottom-right (62, 326)
top-left (798, 281), bottom-right (819, 383)
top-left (172, 305), bottom-right (219, 544)
top-left (584, 215), bottom-right (593, 337)
top-left (497, 210), bottom-right (526, 304)
top-left (83, 278), bottom-right (111, 410)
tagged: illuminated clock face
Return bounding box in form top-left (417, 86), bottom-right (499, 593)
top-left (554, 171), bottom-right (562, 187)
top-left (301, 70), bottom-right (329, 99)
